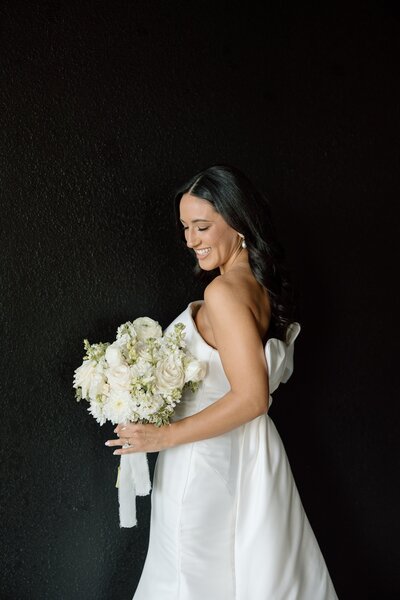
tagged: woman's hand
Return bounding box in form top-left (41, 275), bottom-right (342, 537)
top-left (105, 422), bottom-right (174, 455)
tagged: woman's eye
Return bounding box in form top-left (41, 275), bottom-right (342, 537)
top-left (182, 226), bottom-right (209, 231)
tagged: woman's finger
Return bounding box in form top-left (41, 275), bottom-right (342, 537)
top-left (114, 425), bottom-right (127, 435)
top-left (114, 423), bottom-right (145, 435)
top-left (105, 437), bottom-right (127, 447)
top-left (113, 445), bottom-right (138, 455)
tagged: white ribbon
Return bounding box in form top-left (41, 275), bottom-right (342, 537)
top-left (117, 452), bottom-right (151, 527)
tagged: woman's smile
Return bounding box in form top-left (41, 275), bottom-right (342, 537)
top-left (195, 247), bottom-right (211, 259)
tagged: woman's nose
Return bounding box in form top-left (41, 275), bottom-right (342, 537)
top-left (186, 229), bottom-right (200, 248)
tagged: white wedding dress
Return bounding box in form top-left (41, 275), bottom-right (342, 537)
top-left (133, 300), bottom-right (338, 599)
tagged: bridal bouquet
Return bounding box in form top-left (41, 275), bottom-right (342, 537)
top-left (73, 315), bottom-right (207, 527)
top-left (73, 316), bottom-right (206, 426)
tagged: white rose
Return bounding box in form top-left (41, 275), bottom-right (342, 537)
top-left (155, 353), bottom-right (185, 394)
top-left (73, 359), bottom-right (98, 400)
top-left (107, 364), bottom-right (132, 392)
top-left (184, 359), bottom-right (207, 383)
top-left (105, 342), bottom-right (125, 367)
top-left (132, 317), bottom-right (162, 341)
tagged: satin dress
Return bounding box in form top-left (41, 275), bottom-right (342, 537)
top-left (133, 300), bottom-right (338, 600)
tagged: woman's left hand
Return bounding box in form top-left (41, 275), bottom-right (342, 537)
top-left (105, 422), bottom-right (173, 455)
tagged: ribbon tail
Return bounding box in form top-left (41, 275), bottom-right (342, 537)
top-left (129, 451), bottom-right (152, 496)
top-left (118, 452), bottom-right (151, 528)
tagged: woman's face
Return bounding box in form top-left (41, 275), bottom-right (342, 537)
top-left (179, 193), bottom-right (244, 273)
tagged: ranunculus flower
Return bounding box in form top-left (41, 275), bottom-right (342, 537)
top-left (132, 317), bottom-right (162, 341)
top-left (155, 353), bottom-right (185, 394)
top-left (184, 358), bottom-right (207, 383)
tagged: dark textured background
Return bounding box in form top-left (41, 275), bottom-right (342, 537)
top-left (1, 2), bottom-right (399, 599)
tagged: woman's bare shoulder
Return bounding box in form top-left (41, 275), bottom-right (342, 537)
top-left (205, 270), bottom-right (268, 310)
top-left (205, 268), bottom-right (251, 297)
top-left (204, 273), bottom-right (235, 298)
top-left (204, 271), bottom-right (271, 341)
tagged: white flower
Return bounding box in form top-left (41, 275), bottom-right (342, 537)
top-left (130, 358), bottom-right (154, 383)
top-left (75, 313), bottom-right (208, 429)
top-left (116, 332), bottom-right (131, 348)
top-left (155, 352), bottom-right (185, 394)
top-left (148, 393), bottom-right (164, 414)
top-left (73, 359), bottom-right (98, 400)
top-left (133, 391), bottom-right (164, 420)
top-left (88, 400), bottom-right (107, 425)
top-left (132, 317), bottom-right (162, 341)
top-left (107, 364), bottom-right (132, 392)
top-left (102, 389), bottom-right (134, 425)
top-left (105, 342), bottom-right (125, 367)
top-left (184, 358), bottom-right (207, 383)
top-left (116, 321), bottom-right (137, 340)
top-left (137, 343), bottom-right (154, 362)
top-left (88, 361), bottom-right (108, 399)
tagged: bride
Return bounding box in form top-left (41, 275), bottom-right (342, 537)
top-left (106, 164), bottom-right (338, 599)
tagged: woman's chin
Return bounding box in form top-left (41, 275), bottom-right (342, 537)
top-left (194, 253), bottom-right (220, 271)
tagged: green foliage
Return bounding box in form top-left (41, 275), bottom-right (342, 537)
top-left (82, 338), bottom-right (109, 362)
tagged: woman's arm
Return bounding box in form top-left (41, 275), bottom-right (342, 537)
top-left (169, 278), bottom-right (270, 446)
top-left (108, 278), bottom-right (270, 454)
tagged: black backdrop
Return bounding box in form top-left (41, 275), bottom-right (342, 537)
top-left (1, 2), bottom-right (399, 599)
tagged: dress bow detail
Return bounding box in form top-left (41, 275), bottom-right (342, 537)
top-left (265, 322), bottom-right (301, 399)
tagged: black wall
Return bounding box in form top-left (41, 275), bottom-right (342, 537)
top-left (1, 3), bottom-right (399, 599)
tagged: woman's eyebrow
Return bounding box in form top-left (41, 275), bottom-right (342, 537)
top-left (179, 218), bottom-right (213, 224)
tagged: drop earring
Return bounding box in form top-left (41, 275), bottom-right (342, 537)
top-left (238, 233), bottom-right (247, 249)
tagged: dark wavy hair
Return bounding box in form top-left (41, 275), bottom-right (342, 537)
top-left (172, 164), bottom-right (296, 342)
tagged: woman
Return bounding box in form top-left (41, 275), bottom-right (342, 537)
top-left (106, 165), bottom-right (338, 599)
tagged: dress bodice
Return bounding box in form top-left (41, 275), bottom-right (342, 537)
top-left (164, 300), bottom-right (301, 418)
